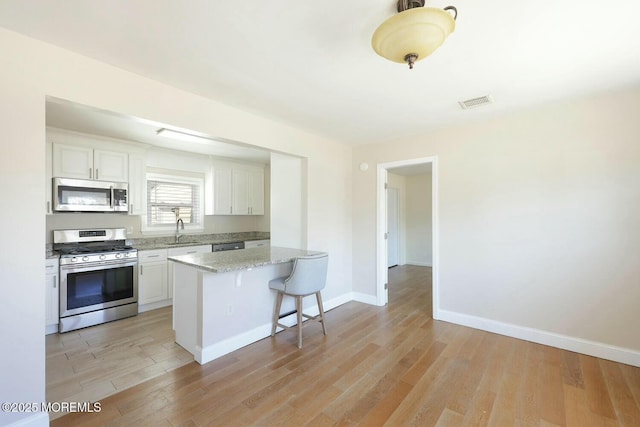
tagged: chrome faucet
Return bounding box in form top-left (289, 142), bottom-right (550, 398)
top-left (175, 218), bottom-right (184, 243)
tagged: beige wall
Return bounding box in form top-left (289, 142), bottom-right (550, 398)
top-left (0, 27), bottom-right (352, 426)
top-left (353, 85), bottom-right (640, 360)
top-left (406, 173), bottom-right (432, 266)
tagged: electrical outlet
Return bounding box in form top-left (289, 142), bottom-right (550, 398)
top-left (226, 304), bottom-right (234, 316)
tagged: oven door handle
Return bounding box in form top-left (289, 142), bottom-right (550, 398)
top-left (60, 259), bottom-right (138, 272)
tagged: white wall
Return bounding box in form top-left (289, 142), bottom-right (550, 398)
top-left (0, 42), bottom-right (47, 427)
top-left (405, 173), bottom-right (432, 266)
top-left (0, 27), bottom-right (352, 426)
top-left (270, 152), bottom-right (305, 249)
top-left (353, 85), bottom-right (640, 365)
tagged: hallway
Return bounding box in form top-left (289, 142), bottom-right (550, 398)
top-left (388, 264), bottom-right (432, 318)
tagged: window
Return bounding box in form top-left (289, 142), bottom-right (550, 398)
top-left (145, 172), bottom-right (204, 230)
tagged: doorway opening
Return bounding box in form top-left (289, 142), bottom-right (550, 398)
top-left (376, 157), bottom-right (438, 318)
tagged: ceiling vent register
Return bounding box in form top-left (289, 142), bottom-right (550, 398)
top-left (458, 95), bottom-right (493, 110)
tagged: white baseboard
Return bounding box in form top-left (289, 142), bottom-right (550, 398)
top-left (351, 292), bottom-right (380, 306)
top-left (189, 292), bottom-right (640, 368)
top-left (404, 260), bottom-right (432, 267)
top-left (138, 299), bottom-right (172, 313)
top-left (198, 324), bottom-right (272, 364)
top-left (197, 292), bottom-right (353, 364)
top-left (436, 309), bottom-right (640, 367)
top-left (5, 412), bottom-right (49, 427)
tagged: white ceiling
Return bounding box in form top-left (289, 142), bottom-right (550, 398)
top-left (46, 98), bottom-right (272, 163)
top-left (1, 0), bottom-right (640, 148)
top-left (388, 163), bottom-right (432, 176)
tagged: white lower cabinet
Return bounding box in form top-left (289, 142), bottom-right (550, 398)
top-left (45, 257), bottom-right (59, 335)
top-left (138, 249), bottom-right (168, 311)
top-left (138, 245), bottom-right (212, 314)
top-left (244, 239), bottom-right (270, 248)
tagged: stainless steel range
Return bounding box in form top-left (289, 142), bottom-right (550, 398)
top-left (53, 228), bottom-right (138, 333)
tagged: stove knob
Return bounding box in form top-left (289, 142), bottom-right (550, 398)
top-left (124, 252), bottom-right (130, 257)
top-left (115, 253), bottom-right (122, 259)
top-left (71, 257), bottom-right (78, 263)
top-left (99, 255), bottom-right (106, 260)
top-left (82, 256), bottom-right (89, 262)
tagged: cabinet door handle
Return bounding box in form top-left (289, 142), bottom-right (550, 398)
top-left (129, 203), bottom-right (133, 214)
top-left (140, 265), bottom-right (143, 275)
top-left (147, 255), bottom-right (160, 258)
top-left (96, 169), bottom-right (99, 180)
top-left (46, 201), bottom-right (51, 214)
top-left (89, 168), bottom-right (92, 179)
top-left (53, 275), bottom-right (57, 288)
top-left (187, 251), bottom-right (196, 254)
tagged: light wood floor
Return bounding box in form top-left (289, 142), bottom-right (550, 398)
top-left (46, 306), bottom-right (194, 420)
top-left (51, 265), bottom-right (640, 426)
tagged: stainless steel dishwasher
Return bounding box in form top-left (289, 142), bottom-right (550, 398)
top-left (212, 242), bottom-right (245, 252)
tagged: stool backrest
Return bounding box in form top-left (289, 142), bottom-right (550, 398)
top-left (284, 253), bottom-right (328, 295)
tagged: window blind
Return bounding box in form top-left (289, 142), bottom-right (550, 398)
top-left (147, 179), bottom-right (201, 226)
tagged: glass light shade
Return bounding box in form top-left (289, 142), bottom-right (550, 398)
top-left (371, 7), bottom-right (455, 65)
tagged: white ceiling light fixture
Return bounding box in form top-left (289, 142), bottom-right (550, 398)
top-left (156, 128), bottom-right (212, 144)
top-left (372, 0), bottom-right (458, 70)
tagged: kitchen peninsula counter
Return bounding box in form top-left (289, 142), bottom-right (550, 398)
top-left (168, 246), bottom-right (327, 364)
top-left (168, 246), bottom-right (323, 273)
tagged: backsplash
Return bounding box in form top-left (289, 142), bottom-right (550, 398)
top-left (46, 231), bottom-right (270, 256)
top-left (46, 213), bottom-right (269, 243)
top-left (128, 231), bottom-right (270, 250)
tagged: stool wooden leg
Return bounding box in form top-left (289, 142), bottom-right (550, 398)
top-left (316, 291), bottom-right (327, 335)
top-left (271, 291), bottom-right (283, 336)
top-left (296, 295), bottom-right (303, 348)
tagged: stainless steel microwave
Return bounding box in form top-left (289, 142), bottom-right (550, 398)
top-left (53, 177), bottom-right (128, 213)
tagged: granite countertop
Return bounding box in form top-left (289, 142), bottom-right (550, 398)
top-left (46, 232), bottom-right (269, 256)
top-left (129, 232), bottom-right (269, 251)
top-left (168, 246), bottom-right (325, 273)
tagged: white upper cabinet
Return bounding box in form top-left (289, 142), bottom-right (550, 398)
top-left (212, 162), bottom-right (264, 215)
top-left (232, 168), bottom-right (250, 215)
top-left (53, 142), bottom-right (128, 182)
top-left (248, 168), bottom-right (264, 215)
top-left (128, 152), bottom-right (146, 215)
top-left (53, 143), bottom-right (94, 180)
top-left (213, 164), bottom-right (233, 215)
top-left (234, 167), bottom-right (264, 215)
top-left (93, 149), bottom-right (129, 182)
